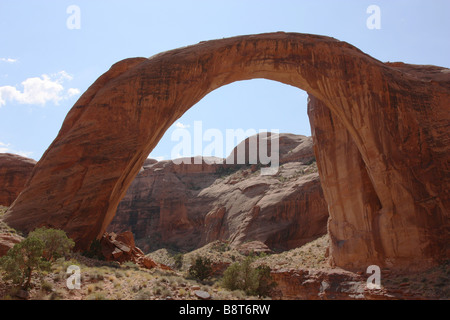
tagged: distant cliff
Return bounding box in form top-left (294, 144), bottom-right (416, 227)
top-left (109, 134), bottom-right (329, 253)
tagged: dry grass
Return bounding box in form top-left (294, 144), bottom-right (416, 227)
top-left (255, 235), bottom-right (330, 270)
top-left (1, 223), bottom-right (448, 300)
top-left (382, 260), bottom-right (450, 298)
top-left (0, 252), bottom-right (244, 300)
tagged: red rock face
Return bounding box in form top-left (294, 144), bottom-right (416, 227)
top-left (307, 62), bottom-right (450, 270)
top-left (3, 33), bottom-right (449, 271)
top-left (108, 134), bottom-right (328, 253)
top-left (0, 153), bottom-right (36, 206)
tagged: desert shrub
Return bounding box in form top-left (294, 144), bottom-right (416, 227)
top-left (135, 289), bottom-right (152, 300)
top-left (86, 291), bottom-right (108, 300)
top-left (254, 265), bottom-right (276, 297)
top-left (28, 227), bottom-right (74, 261)
top-left (212, 241), bottom-right (230, 252)
top-left (153, 285), bottom-right (163, 296)
top-left (221, 257), bottom-right (276, 297)
top-left (173, 253), bottom-right (184, 270)
top-left (49, 290), bottom-right (63, 300)
top-left (41, 280), bottom-right (53, 292)
top-left (0, 236), bottom-right (51, 289)
top-left (188, 256), bottom-right (213, 281)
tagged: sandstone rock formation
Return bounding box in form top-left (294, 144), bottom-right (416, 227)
top-left (0, 153), bottom-right (36, 206)
top-left (3, 32), bottom-right (449, 271)
top-left (0, 233), bottom-right (23, 257)
top-left (108, 134), bottom-right (328, 253)
top-left (100, 231), bottom-right (170, 270)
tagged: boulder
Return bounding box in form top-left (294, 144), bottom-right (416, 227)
top-left (194, 290), bottom-right (211, 300)
top-left (99, 231), bottom-right (171, 270)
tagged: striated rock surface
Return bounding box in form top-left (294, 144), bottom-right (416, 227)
top-left (109, 134), bottom-right (329, 253)
top-left (3, 32), bottom-right (449, 270)
top-left (0, 153), bottom-right (36, 206)
top-left (307, 62), bottom-right (450, 270)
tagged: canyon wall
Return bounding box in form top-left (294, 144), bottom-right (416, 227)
top-left (109, 134), bottom-right (328, 253)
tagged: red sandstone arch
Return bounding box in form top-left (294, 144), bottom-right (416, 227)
top-left (4, 33), bottom-right (449, 270)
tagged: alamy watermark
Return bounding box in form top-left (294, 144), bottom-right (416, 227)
top-left (66, 265), bottom-right (81, 289)
top-left (367, 5), bottom-right (381, 30)
top-left (171, 121), bottom-right (280, 176)
top-left (366, 265), bottom-right (381, 289)
top-left (66, 5), bottom-right (81, 30)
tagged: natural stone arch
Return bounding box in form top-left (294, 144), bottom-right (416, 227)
top-left (4, 32), bottom-right (449, 270)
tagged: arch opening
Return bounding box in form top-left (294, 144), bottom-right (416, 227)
top-left (111, 78), bottom-right (323, 254)
top-left (149, 78), bottom-right (310, 161)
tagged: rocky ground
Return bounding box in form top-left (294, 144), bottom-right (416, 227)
top-left (1, 225), bottom-right (448, 300)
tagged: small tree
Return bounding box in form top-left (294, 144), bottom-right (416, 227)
top-left (222, 256), bottom-right (258, 294)
top-left (221, 256), bottom-right (276, 297)
top-left (188, 256), bottom-right (213, 281)
top-left (28, 227), bottom-right (74, 261)
top-left (0, 237), bottom-right (50, 289)
top-left (254, 265), bottom-right (276, 297)
top-left (221, 261), bottom-right (242, 291)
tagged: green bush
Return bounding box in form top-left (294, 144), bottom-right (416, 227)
top-left (221, 257), bottom-right (276, 297)
top-left (28, 227), bottom-right (74, 261)
top-left (188, 256), bottom-right (213, 281)
top-left (0, 236), bottom-right (51, 289)
top-left (254, 265), bottom-right (276, 297)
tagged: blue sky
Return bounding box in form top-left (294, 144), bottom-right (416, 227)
top-left (0, 0), bottom-right (449, 161)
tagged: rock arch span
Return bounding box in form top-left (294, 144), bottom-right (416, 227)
top-left (4, 33), bottom-right (449, 270)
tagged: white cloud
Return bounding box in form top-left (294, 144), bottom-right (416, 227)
top-left (67, 88), bottom-right (81, 97)
top-left (0, 141), bottom-right (11, 152)
top-left (0, 71), bottom-right (80, 107)
top-left (0, 58), bottom-right (17, 63)
top-left (175, 122), bottom-right (190, 129)
top-left (0, 141), bottom-right (33, 158)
